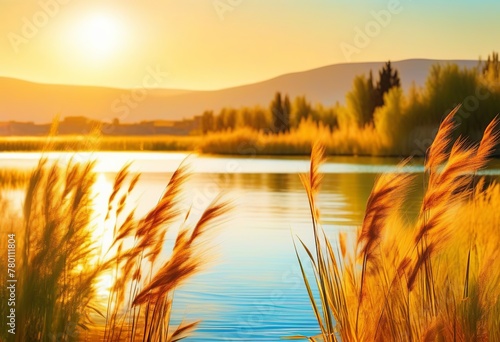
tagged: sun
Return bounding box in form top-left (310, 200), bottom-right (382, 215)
top-left (75, 13), bottom-right (124, 61)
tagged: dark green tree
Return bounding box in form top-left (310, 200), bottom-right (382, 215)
top-left (375, 61), bottom-right (401, 108)
top-left (270, 92), bottom-right (291, 133)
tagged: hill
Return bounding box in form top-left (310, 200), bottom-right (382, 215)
top-left (0, 59), bottom-right (478, 124)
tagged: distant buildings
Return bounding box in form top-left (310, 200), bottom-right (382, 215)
top-left (0, 116), bottom-right (201, 136)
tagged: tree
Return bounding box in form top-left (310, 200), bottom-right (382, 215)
top-left (344, 63), bottom-right (400, 127)
top-left (482, 51), bottom-right (500, 83)
top-left (215, 109), bottom-right (226, 131)
top-left (346, 74), bottom-right (376, 126)
top-left (201, 110), bottom-right (214, 134)
top-left (375, 61), bottom-right (401, 108)
top-left (224, 108), bottom-right (237, 130)
top-left (316, 104), bottom-right (339, 131)
top-left (270, 92), bottom-right (291, 133)
top-left (253, 107), bottom-right (270, 132)
top-left (292, 96), bottom-right (312, 128)
top-left (422, 64), bottom-right (488, 134)
top-left (374, 87), bottom-right (404, 141)
top-left (283, 95), bottom-right (291, 129)
top-left (239, 108), bottom-right (253, 129)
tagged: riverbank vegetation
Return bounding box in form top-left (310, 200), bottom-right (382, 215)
top-left (0, 158), bottom-right (230, 342)
top-left (295, 109), bottom-right (500, 340)
top-left (0, 169), bottom-right (31, 187)
top-left (0, 135), bottom-right (199, 153)
top-left (199, 55), bottom-right (500, 156)
top-left (2, 54), bottom-right (500, 157)
top-left (1, 108), bottom-right (500, 340)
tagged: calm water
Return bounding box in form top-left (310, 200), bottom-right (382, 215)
top-left (2, 152), bottom-right (500, 341)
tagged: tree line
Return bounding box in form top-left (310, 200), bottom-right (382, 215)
top-left (200, 61), bottom-right (400, 135)
top-left (200, 93), bottom-right (339, 134)
top-left (200, 52), bottom-right (500, 153)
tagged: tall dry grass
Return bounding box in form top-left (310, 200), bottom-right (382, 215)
top-left (295, 107), bottom-right (500, 341)
top-left (101, 161), bottom-right (230, 342)
top-left (0, 169), bottom-right (31, 187)
top-left (197, 120), bottom-right (386, 156)
top-left (0, 135), bottom-right (198, 152)
top-left (0, 118), bottom-right (386, 156)
top-left (0, 157), bottom-right (229, 342)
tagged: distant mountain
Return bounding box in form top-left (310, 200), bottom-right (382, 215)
top-left (0, 59), bottom-right (479, 124)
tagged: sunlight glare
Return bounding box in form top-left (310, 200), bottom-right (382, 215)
top-left (75, 13), bottom-right (124, 61)
top-left (91, 173), bottom-right (115, 259)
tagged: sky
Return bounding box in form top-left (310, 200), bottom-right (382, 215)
top-left (0, 0), bottom-right (499, 90)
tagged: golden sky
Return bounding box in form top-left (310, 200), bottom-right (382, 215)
top-left (0, 0), bottom-right (499, 90)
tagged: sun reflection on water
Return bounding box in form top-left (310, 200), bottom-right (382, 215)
top-left (90, 172), bottom-right (116, 301)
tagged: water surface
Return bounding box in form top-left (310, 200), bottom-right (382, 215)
top-left (2, 152), bottom-right (499, 341)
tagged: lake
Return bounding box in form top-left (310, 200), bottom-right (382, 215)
top-left (2, 152), bottom-right (500, 341)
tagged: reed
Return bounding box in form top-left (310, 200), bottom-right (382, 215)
top-left (197, 122), bottom-right (385, 156)
top-left (0, 135), bottom-right (199, 152)
top-left (101, 160), bottom-right (230, 342)
top-left (0, 169), bottom-right (31, 187)
top-left (294, 108), bottom-right (500, 341)
top-left (0, 120), bottom-right (387, 156)
top-left (0, 156), bottom-right (230, 342)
